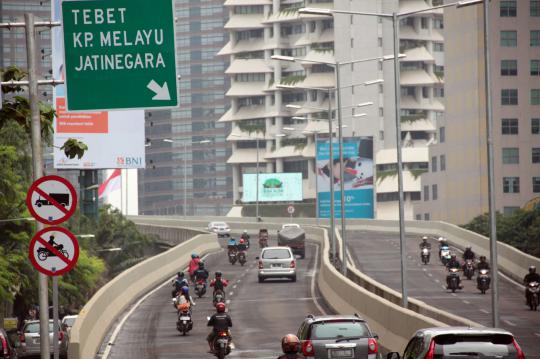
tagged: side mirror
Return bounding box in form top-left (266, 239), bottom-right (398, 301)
top-left (255, 256), bottom-right (259, 260)
top-left (373, 333), bottom-right (379, 340)
top-left (387, 352), bottom-right (401, 359)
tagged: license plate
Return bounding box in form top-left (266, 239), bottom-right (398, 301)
top-left (330, 349), bottom-right (353, 358)
top-left (180, 316), bottom-right (190, 321)
top-left (271, 264), bottom-right (282, 268)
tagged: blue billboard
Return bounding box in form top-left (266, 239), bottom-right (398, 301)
top-left (316, 137), bottom-right (374, 218)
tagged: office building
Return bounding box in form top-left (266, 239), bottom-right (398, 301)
top-left (415, 0), bottom-right (540, 224)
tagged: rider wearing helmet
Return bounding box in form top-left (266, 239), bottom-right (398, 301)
top-left (172, 272), bottom-right (189, 298)
top-left (241, 230), bottom-right (250, 248)
top-left (210, 271), bottom-right (229, 299)
top-left (176, 286), bottom-right (196, 309)
top-left (207, 302), bottom-right (232, 353)
top-left (462, 246), bottom-right (475, 261)
top-left (237, 238), bottom-right (248, 252)
top-left (476, 256), bottom-right (490, 271)
top-left (446, 253), bottom-right (461, 270)
top-left (419, 236), bottom-right (431, 250)
top-left (227, 237), bottom-right (238, 254)
top-left (524, 266), bottom-right (540, 304)
top-left (194, 261), bottom-right (210, 285)
top-left (188, 253), bottom-right (201, 281)
top-left (278, 334), bottom-right (304, 359)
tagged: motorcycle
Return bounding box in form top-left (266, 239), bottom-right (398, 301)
top-left (240, 234), bottom-right (250, 249)
top-left (176, 303), bottom-right (193, 336)
top-left (477, 269), bottom-right (490, 294)
top-left (463, 259), bottom-right (475, 280)
top-left (213, 289), bottom-right (225, 306)
top-left (440, 245), bottom-right (451, 266)
top-left (37, 244), bottom-right (69, 261)
top-left (238, 251), bottom-right (246, 266)
top-left (446, 267), bottom-right (462, 293)
top-left (228, 251), bottom-right (237, 265)
top-left (421, 247), bottom-right (430, 265)
top-left (527, 281), bottom-right (539, 311)
top-left (195, 279), bottom-right (206, 298)
top-left (212, 330), bottom-right (232, 359)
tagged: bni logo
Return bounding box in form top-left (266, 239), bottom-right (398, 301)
top-left (117, 157), bottom-right (142, 166)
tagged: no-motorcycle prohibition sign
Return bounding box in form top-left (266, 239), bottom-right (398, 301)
top-left (26, 175), bottom-right (77, 225)
top-left (29, 227), bottom-right (80, 276)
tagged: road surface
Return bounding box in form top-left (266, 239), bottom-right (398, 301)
top-left (347, 230), bottom-right (540, 358)
top-left (103, 235), bottom-right (324, 358)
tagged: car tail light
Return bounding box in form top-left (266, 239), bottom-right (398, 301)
top-left (290, 261), bottom-right (296, 268)
top-left (368, 338), bottom-right (378, 354)
top-left (1, 335), bottom-right (9, 357)
top-left (424, 339), bottom-right (435, 359)
top-left (59, 331), bottom-right (64, 341)
top-left (302, 340), bottom-right (314, 357)
top-left (258, 260), bottom-right (263, 269)
top-left (18, 332), bottom-right (25, 343)
top-left (513, 338), bottom-right (525, 359)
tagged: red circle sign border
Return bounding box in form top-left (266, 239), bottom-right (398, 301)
top-left (287, 205), bottom-right (295, 214)
top-left (26, 175), bottom-right (78, 225)
top-left (29, 226), bottom-right (80, 276)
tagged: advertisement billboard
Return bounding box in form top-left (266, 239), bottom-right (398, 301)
top-left (316, 137), bottom-right (374, 218)
top-left (51, 0), bottom-right (145, 169)
top-left (242, 173), bottom-right (303, 202)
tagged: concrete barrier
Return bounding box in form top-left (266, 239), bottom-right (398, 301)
top-left (67, 229), bottom-right (220, 359)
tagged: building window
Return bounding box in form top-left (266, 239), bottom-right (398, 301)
top-left (500, 0), bottom-right (517, 16)
top-left (534, 177), bottom-right (540, 192)
top-left (416, 214), bottom-right (422, 220)
top-left (533, 148), bottom-right (540, 163)
top-left (434, 18), bottom-right (443, 29)
top-left (432, 184), bottom-right (438, 200)
top-left (501, 60), bottom-right (518, 75)
top-left (431, 156), bottom-right (438, 172)
top-left (532, 89), bottom-right (540, 104)
top-left (283, 160), bottom-right (308, 179)
top-left (533, 118), bottom-right (540, 134)
top-left (502, 148), bottom-right (519, 164)
top-left (439, 126), bottom-right (446, 143)
top-left (532, 0), bottom-right (540, 16)
top-left (440, 155), bottom-right (446, 171)
top-left (502, 118), bottom-right (519, 134)
top-left (532, 60), bottom-right (540, 75)
top-left (532, 31), bottom-right (540, 46)
top-left (501, 89), bottom-right (518, 105)
top-left (501, 30), bottom-right (517, 47)
top-left (503, 207), bottom-right (520, 215)
top-left (424, 213), bottom-right (430, 220)
top-left (433, 42), bottom-right (444, 51)
top-left (423, 185), bottom-right (429, 201)
top-left (421, 17), bottom-right (428, 29)
top-left (503, 177), bottom-right (520, 193)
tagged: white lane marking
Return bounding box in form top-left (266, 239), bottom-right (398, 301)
top-left (441, 285), bottom-right (447, 289)
top-left (226, 299), bottom-right (231, 304)
top-left (451, 293), bottom-right (457, 297)
top-left (462, 300), bottom-right (470, 304)
top-left (504, 320), bottom-right (516, 327)
top-left (245, 268), bottom-right (249, 272)
top-left (534, 333), bottom-right (540, 338)
top-left (310, 244), bottom-right (327, 316)
top-left (102, 252), bottom-right (216, 359)
top-left (240, 273), bottom-right (245, 277)
top-left (236, 279), bottom-right (241, 283)
top-left (435, 279), bottom-right (440, 283)
top-left (229, 291), bottom-right (234, 296)
top-left (427, 273), bottom-right (433, 277)
top-left (422, 268), bottom-right (427, 272)
top-left (480, 309), bottom-right (489, 314)
top-left (233, 285), bottom-right (237, 289)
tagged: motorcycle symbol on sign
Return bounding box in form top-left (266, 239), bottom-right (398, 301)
top-left (37, 235), bottom-right (69, 261)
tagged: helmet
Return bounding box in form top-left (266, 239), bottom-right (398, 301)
top-left (216, 302), bottom-right (226, 313)
top-left (181, 286), bottom-right (189, 295)
top-left (243, 230), bottom-right (247, 234)
top-left (466, 246), bottom-right (472, 250)
top-left (198, 261), bottom-right (205, 269)
top-left (480, 256), bottom-right (486, 261)
top-left (239, 238), bottom-right (245, 244)
top-left (422, 237), bottom-right (428, 242)
top-left (191, 253), bottom-right (198, 259)
top-left (451, 254), bottom-right (457, 259)
top-left (177, 271), bottom-right (184, 277)
top-left (281, 334), bottom-right (300, 354)
top-left (215, 271), bottom-right (222, 277)
top-left (530, 266), bottom-right (537, 274)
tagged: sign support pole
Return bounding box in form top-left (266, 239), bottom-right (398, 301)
top-left (24, 13), bottom-right (50, 359)
top-left (52, 276), bottom-right (59, 359)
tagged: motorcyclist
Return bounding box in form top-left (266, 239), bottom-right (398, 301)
top-left (419, 236), bottom-right (431, 250)
top-left (241, 230), bottom-right (250, 248)
top-left (210, 271), bottom-right (229, 300)
top-left (207, 302), bottom-right (232, 353)
top-left (524, 266), bottom-right (540, 304)
top-left (476, 256), bottom-right (490, 271)
top-left (227, 237), bottom-right (237, 254)
top-left (462, 246), bottom-right (475, 261)
top-left (188, 253), bottom-right (200, 281)
top-left (193, 261), bottom-right (210, 288)
top-left (172, 272), bottom-right (189, 298)
top-left (176, 286), bottom-right (196, 310)
top-left (278, 334), bottom-right (304, 359)
top-left (237, 238), bottom-right (248, 253)
top-left (438, 237), bottom-right (449, 257)
top-left (446, 254), bottom-right (463, 289)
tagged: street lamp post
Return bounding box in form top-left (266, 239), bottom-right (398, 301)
top-left (299, 0), bottom-right (483, 308)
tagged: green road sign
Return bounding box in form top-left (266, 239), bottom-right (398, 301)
top-left (62, 0), bottom-right (178, 111)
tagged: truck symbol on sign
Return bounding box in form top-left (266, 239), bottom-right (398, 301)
top-left (35, 193), bottom-right (70, 207)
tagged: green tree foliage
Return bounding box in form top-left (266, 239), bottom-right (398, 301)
top-left (462, 209), bottom-right (540, 257)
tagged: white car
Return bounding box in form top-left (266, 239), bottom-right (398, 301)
top-left (61, 315), bottom-right (78, 337)
top-left (207, 222), bottom-right (231, 237)
top-left (257, 246), bottom-right (296, 283)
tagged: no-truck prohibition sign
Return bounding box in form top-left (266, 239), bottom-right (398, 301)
top-left (26, 175), bottom-right (77, 225)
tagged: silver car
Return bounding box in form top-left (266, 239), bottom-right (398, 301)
top-left (257, 246), bottom-right (296, 282)
top-left (18, 320), bottom-right (68, 358)
top-left (207, 221), bottom-right (231, 237)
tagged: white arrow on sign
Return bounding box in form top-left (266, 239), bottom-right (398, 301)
top-left (147, 80), bottom-right (171, 101)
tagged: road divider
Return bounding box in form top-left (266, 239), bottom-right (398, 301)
top-left (67, 227), bottom-right (220, 359)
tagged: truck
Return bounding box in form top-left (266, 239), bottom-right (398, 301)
top-left (35, 193), bottom-right (70, 207)
top-left (277, 223), bottom-right (305, 259)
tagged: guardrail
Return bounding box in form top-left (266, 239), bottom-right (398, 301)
top-left (67, 227), bottom-right (220, 359)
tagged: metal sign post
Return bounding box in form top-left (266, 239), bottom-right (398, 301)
top-left (61, 0), bottom-right (179, 111)
top-left (52, 277), bottom-right (59, 359)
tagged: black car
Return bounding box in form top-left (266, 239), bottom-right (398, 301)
top-left (387, 327), bottom-right (525, 359)
top-left (296, 314), bottom-right (380, 358)
top-left (0, 328), bottom-right (19, 359)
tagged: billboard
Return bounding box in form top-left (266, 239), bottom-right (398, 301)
top-left (316, 137), bottom-right (374, 218)
top-left (242, 173), bottom-right (303, 202)
top-left (51, 0), bottom-right (145, 169)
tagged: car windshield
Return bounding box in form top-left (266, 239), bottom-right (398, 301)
top-left (63, 317), bottom-right (76, 326)
top-left (262, 249), bottom-right (291, 259)
top-left (434, 334), bottom-right (517, 358)
top-left (213, 222), bottom-right (226, 227)
top-left (310, 321), bottom-right (370, 340)
top-left (24, 322), bottom-right (55, 333)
